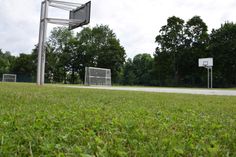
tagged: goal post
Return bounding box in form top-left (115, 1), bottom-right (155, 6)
top-left (85, 67), bottom-right (111, 86)
top-left (2, 74), bottom-right (17, 82)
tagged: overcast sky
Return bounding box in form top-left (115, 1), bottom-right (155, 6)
top-left (0, 0), bottom-right (236, 58)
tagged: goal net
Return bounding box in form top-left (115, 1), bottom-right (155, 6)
top-left (84, 67), bottom-right (111, 86)
top-left (2, 74), bottom-right (17, 82)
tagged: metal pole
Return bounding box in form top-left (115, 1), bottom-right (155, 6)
top-left (84, 67), bottom-right (87, 85)
top-left (207, 67), bottom-right (209, 88)
top-left (49, 0), bottom-right (82, 7)
top-left (211, 67), bottom-right (213, 88)
top-left (37, 2), bottom-right (45, 85)
top-left (88, 67), bottom-right (90, 86)
top-left (40, 0), bottom-right (49, 85)
top-left (105, 70), bottom-right (107, 86)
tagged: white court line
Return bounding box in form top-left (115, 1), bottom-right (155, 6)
top-left (60, 85), bottom-right (236, 96)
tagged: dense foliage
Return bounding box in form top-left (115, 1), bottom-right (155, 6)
top-left (0, 17), bottom-right (236, 87)
top-left (209, 23), bottom-right (236, 87)
top-left (122, 54), bottom-right (154, 85)
top-left (154, 16), bottom-right (209, 87)
top-left (44, 25), bottom-right (126, 84)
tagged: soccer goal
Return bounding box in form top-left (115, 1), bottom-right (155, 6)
top-left (2, 74), bottom-right (17, 82)
top-left (84, 67), bottom-right (111, 86)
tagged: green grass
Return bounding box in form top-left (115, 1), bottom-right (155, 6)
top-left (0, 83), bottom-right (236, 156)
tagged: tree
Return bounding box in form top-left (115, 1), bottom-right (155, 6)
top-left (45, 25), bottom-right (126, 84)
top-left (122, 58), bottom-right (136, 85)
top-left (0, 50), bottom-right (15, 80)
top-left (63, 38), bottom-right (81, 84)
top-left (209, 22), bottom-right (236, 87)
top-left (121, 54), bottom-right (154, 86)
top-left (155, 16), bottom-right (185, 86)
top-left (48, 27), bottom-right (74, 53)
top-left (179, 16), bottom-right (209, 86)
top-left (47, 27), bottom-right (75, 83)
top-left (76, 25), bottom-right (126, 83)
top-left (10, 53), bottom-right (36, 82)
top-left (132, 53), bottom-right (154, 85)
top-left (154, 16), bottom-right (209, 87)
top-left (153, 50), bottom-right (173, 86)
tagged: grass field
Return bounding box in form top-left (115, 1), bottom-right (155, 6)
top-left (0, 83), bottom-right (236, 156)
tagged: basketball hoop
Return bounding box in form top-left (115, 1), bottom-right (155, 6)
top-left (203, 61), bottom-right (208, 68)
top-left (198, 58), bottom-right (213, 88)
top-left (37, 0), bottom-right (91, 86)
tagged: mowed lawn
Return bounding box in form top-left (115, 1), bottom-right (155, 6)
top-left (0, 83), bottom-right (236, 156)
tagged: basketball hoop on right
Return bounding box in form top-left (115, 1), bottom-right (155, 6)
top-left (198, 58), bottom-right (213, 88)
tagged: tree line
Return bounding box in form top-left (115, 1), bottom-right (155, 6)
top-left (0, 16), bottom-right (236, 87)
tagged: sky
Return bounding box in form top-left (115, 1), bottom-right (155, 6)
top-left (0, 0), bottom-right (236, 58)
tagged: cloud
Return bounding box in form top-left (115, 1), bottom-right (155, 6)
top-left (0, 0), bottom-right (40, 55)
top-left (0, 0), bottom-right (236, 58)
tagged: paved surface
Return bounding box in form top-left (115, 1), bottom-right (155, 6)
top-left (62, 85), bottom-right (236, 96)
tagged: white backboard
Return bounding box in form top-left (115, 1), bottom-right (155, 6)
top-left (198, 58), bottom-right (213, 67)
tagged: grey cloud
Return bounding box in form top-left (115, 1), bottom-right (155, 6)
top-left (0, 0), bottom-right (236, 58)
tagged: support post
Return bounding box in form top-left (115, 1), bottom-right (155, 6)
top-left (37, 0), bottom-right (49, 85)
top-left (84, 67), bottom-right (87, 85)
top-left (207, 67), bottom-right (209, 88)
top-left (211, 67), bottom-right (213, 88)
top-left (37, 2), bottom-right (45, 85)
top-left (40, 0), bottom-right (49, 85)
top-left (88, 67), bottom-right (91, 86)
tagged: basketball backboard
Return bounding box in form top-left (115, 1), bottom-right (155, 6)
top-left (69, 1), bottom-right (91, 30)
top-left (198, 58), bottom-right (213, 67)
